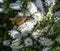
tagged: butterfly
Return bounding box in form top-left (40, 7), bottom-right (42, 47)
top-left (9, 17), bottom-right (26, 25)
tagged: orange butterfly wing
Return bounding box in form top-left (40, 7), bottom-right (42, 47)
top-left (9, 17), bottom-right (26, 25)
top-left (16, 17), bottom-right (26, 25)
top-left (9, 17), bottom-right (17, 22)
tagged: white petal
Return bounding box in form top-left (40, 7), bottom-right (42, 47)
top-left (24, 38), bottom-right (33, 46)
top-left (18, 20), bottom-right (37, 33)
top-left (10, 3), bottom-right (22, 10)
top-left (45, 0), bottom-right (56, 6)
top-left (0, 8), bottom-right (4, 12)
top-left (0, 0), bottom-right (4, 3)
top-left (3, 40), bottom-right (10, 46)
top-left (35, 0), bottom-right (44, 12)
top-left (33, 12), bottom-right (42, 21)
top-left (17, 12), bottom-right (24, 16)
top-left (54, 11), bottom-right (60, 17)
top-left (27, 2), bottom-right (37, 14)
top-left (8, 30), bottom-right (20, 39)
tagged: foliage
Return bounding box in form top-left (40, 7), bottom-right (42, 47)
top-left (0, 0), bottom-right (60, 51)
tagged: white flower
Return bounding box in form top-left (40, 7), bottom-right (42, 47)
top-left (27, 2), bottom-right (37, 14)
top-left (55, 36), bottom-right (60, 44)
top-left (3, 40), bottom-right (10, 46)
top-left (54, 17), bottom-right (60, 22)
top-left (10, 2), bottom-right (22, 10)
top-left (42, 47), bottom-right (50, 51)
top-left (54, 11), bottom-right (60, 17)
top-left (0, 8), bottom-right (4, 12)
top-left (32, 29), bottom-right (42, 38)
top-left (10, 39), bottom-right (20, 48)
top-left (17, 20), bottom-right (37, 33)
top-left (8, 30), bottom-right (20, 39)
top-left (0, 0), bottom-right (4, 3)
top-left (32, 31), bottom-right (39, 38)
top-left (33, 12), bottom-right (43, 21)
top-left (10, 39), bottom-right (21, 51)
top-left (45, 0), bottom-right (56, 6)
top-left (39, 37), bottom-right (54, 46)
top-left (17, 12), bottom-right (24, 16)
top-left (35, 0), bottom-right (44, 12)
top-left (24, 38), bottom-right (33, 46)
top-left (11, 39), bottom-right (23, 50)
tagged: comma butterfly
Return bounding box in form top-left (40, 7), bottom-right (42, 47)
top-left (9, 17), bottom-right (26, 25)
